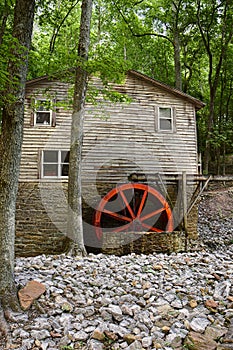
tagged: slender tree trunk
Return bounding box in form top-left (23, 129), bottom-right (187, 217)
top-left (0, 1), bottom-right (11, 46)
top-left (223, 142), bottom-right (226, 176)
top-left (67, 0), bottom-right (93, 256)
top-left (173, 29), bottom-right (182, 90)
top-left (203, 90), bottom-right (215, 174)
top-left (0, 0), bottom-right (35, 336)
top-left (172, 1), bottom-right (182, 90)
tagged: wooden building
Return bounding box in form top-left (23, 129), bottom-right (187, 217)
top-left (16, 70), bottom-right (205, 256)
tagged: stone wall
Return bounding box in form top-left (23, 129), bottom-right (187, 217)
top-left (16, 181), bottom-right (200, 257)
top-left (102, 231), bottom-right (187, 255)
top-left (16, 182), bottom-right (69, 257)
top-left (101, 203), bottom-right (200, 256)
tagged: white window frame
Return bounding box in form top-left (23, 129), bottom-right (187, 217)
top-left (41, 150), bottom-right (69, 178)
top-left (158, 106), bottom-right (173, 132)
top-left (34, 99), bottom-right (53, 126)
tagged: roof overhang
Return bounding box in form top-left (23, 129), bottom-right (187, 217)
top-left (128, 70), bottom-right (205, 110)
top-left (26, 69), bottom-right (205, 110)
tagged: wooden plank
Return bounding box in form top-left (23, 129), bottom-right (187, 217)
top-left (20, 73), bottom-right (199, 182)
top-left (187, 175), bottom-right (212, 215)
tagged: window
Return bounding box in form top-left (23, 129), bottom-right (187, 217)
top-left (34, 99), bottom-right (52, 125)
top-left (159, 107), bottom-right (172, 131)
top-left (155, 106), bottom-right (176, 132)
top-left (42, 150), bottom-right (69, 178)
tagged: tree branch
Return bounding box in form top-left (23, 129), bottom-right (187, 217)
top-left (196, 0), bottom-right (213, 87)
top-left (112, 0), bottom-right (174, 46)
top-left (50, 0), bottom-right (81, 53)
top-left (133, 0), bottom-right (145, 5)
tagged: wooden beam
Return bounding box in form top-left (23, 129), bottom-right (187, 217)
top-left (187, 175), bottom-right (212, 215)
top-left (182, 171), bottom-right (188, 232)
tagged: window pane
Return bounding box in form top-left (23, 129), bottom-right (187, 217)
top-left (159, 118), bottom-right (172, 130)
top-left (61, 151), bottom-right (70, 163)
top-left (43, 164), bottom-right (58, 177)
top-left (61, 164), bottom-right (69, 176)
top-left (159, 107), bottom-right (171, 119)
top-left (44, 151), bottom-right (58, 163)
top-left (36, 112), bottom-right (51, 125)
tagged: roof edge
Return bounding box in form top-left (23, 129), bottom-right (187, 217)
top-left (128, 70), bottom-right (205, 110)
top-left (26, 74), bottom-right (51, 85)
top-left (26, 69), bottom-right (205, 110)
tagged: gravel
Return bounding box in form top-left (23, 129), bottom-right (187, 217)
top-left (1, 247), bottom-right (232, 350)
top-left (198, 187), bottom-right (233, 249)
top-left (1, 188), bottom-right (233, 350)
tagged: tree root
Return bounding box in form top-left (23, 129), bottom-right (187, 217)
top-left (0, 303), bottom-right (13, 349)
top-left (0, 288), bottom-right (21, 340)
top-left (0, 304), bottom-right (9, 336)
top-left (67, 242), bottom-right (87, 257)
top-left (64, 238), bottom-right (87, 257)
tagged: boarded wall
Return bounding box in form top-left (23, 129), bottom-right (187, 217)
top-left (20, 73), bottom-right (199, 182)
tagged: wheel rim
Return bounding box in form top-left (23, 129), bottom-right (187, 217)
top-left (94, 183), bottom-right (174, 239)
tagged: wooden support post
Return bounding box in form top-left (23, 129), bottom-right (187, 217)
top-left (182, 171), bottom-right (188, 250)
top-left (187, 175), bottom-right (212, 215)
top-left (182, 171), bottom-right (188, 232)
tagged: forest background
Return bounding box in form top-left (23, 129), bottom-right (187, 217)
top-left (1, 0), bottom-right (233, 174)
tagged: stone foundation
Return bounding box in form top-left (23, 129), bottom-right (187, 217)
top-left (16, 181), bottom-right (200, 257)
top-left (102, 231), bottom-right (187, 255)
top-left (16, 182), bottom-right (69, 256)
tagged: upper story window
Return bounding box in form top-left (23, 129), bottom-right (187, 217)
top-left (35, 99), bottom-right (52, 125)
top-left (159, 107), bottom-right (172, 131)
top-left (29, 98), bottom-right (56, 127)
top-left (155, 106), bottom-right (176, 132)
top-left (41, 150), bottom-right (69, 178)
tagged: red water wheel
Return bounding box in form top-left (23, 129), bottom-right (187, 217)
top-left (94, 183), bottom-right (174, 239)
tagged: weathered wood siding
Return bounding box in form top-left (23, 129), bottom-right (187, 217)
top-left (83, 75), bottom-right (198, 185)
top-left (20, 73), bottom-right (199, 183)
top-left (21, 79), bottom-right (71, 181)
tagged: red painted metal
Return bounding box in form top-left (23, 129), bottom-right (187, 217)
top-left (94, 183), bottom-right (174, 239)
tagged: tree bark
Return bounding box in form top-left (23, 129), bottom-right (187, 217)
top-left (173, 28), bottom-right (182, 90)
top-left (0, 0), bottom-right (11, 46)
top-left (0, 0), bottom-right (35, 336)
top-left (172, 1), bottom-right (182, 91)
top-left (67, 0), bottom-right (93, 256)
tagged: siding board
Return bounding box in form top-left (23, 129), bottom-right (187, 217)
top-left (20, 72), bottom-right (202, 183)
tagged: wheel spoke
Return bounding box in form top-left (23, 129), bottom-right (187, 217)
top-left (102, 209), bottom-right (132, 222)
top-left (95, 227), bottom-right (102, 240)
top-left (118, 189), bottom-right (136, 219)
top-left (137, 190), bottom-right (147, 217)
top-left (141, 222), bottom-right (164, 233)
top-left (140, 206), bottom-right (165, 222)
top-left (94, 183), bottom-right (174, 239)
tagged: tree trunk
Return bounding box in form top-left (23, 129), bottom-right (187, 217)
top-left (223, 142), bottom-right (226, 176)
top-left (172, 1), bottom-right (182, 91)
top-left (0, 0), bottom-right (35, 336)
top-left (0, 1), bottom-right (11, 46)
top-left (173, 29), bottom-right (182, 90)
top-left (67, 0), bottom-right (93, 256)
top-left (203, 90), bottom-right (215, 174)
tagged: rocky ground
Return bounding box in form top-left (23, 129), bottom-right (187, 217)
top-left (198, 186), bottom-right (233, 249)
top-left (1, 186), bottom-right (233, 350)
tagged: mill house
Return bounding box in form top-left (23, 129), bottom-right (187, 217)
top-left (16, 70), bottom-right (205, 256)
